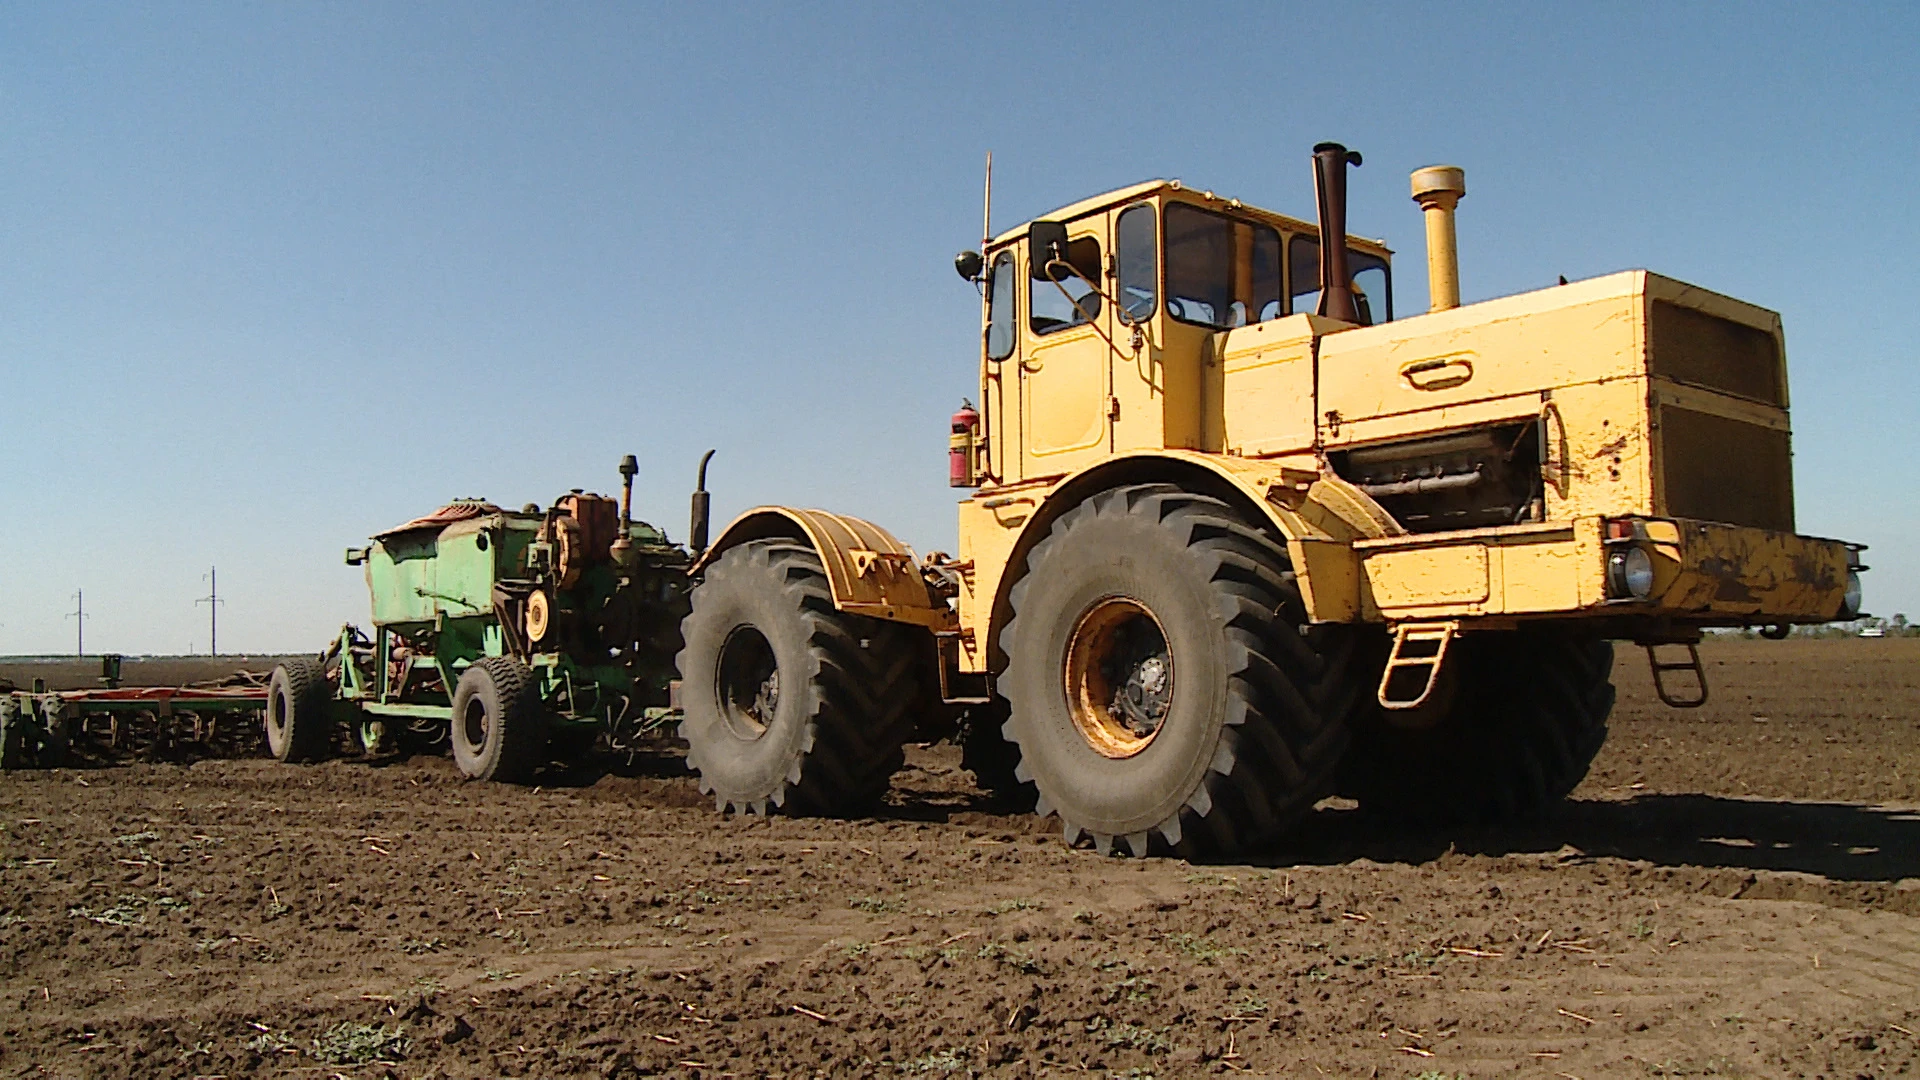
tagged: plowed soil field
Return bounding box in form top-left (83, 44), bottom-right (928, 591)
top-left (3, 638), bottom-right (1918, 1078)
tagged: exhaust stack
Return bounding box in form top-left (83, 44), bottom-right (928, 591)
top-left (611, 452), bottom-right (640, 564)
top-left (617, 453), bottom-right (638, 530)
top-left (1410, 165), bottom-right (1466, 312)
top-left (689, 449), bottom-right (715, 557)
top-left (1311, 142), bottom-right (1364, 323)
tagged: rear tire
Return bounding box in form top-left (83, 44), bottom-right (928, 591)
top-left (1337, 629), bottom-right (1615, 823)
top-left (678, 540), bottom-right (928, 817)
top-left (1000, 484), bottom-right (1361, 858)
top-left (265, 658), bottom-right (333, 763)
top-left (449, 657), bottom-right (548, 783)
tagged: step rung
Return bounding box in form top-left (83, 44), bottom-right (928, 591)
top-left (1644, 642), bottom-right (1708, 709)
top-left (1378, 620), bottom-right (1459, 711)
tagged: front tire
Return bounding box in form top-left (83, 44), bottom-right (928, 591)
top-left (678, 540), bottom-right (928, 817)
top-left (1337, 629), bottom-right (1615, 823)
top-left (265, 658), bottom-right (333, 763)
top-left (449, 657), bottom-right (548, 783)
top-left (1000, 484), bottom-right (1361, 858)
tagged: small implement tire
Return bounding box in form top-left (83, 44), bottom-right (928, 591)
top-left (265, 658), bottom-right (334, 763)
top-left (1001, 484), bottom-right (1361, 858)
top-left (1337, 629), bottom-right (1615, 824)
top-left (678, 539), bottom-right (927, 817)
top-left (449, 657), bottom-right (548, 784)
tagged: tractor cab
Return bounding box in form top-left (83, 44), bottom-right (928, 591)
top-left (959, 179), bottom-right (1394, 486)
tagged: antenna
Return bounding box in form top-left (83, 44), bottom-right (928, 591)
top-left (66, 589), bottom-right (89, 656)
top-left (196, 566), bottom-right (225, 656)
top-left (981, 150), bottom-right (993, 253)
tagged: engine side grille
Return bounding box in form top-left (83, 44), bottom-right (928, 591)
top-left (1657, 406), bottom-right (1794, 532)
top-left (1647, 301), bottom-right (1785, 407)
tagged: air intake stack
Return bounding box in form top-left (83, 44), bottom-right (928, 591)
top-left (1410, 165), bottom-right (1467, 312)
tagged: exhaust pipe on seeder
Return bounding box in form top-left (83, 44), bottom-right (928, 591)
top-left (689, 449), bottom-right (715, 558)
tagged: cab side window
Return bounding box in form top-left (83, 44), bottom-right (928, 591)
top-left (1115, 203), bottom-right (1157, 323)
top-left (1289, 238), bottom-right (1392, 324)
top-left (986, 252), bottom-right (1016, 360)
top-left (1030, 235), bottom-right (1103, 336)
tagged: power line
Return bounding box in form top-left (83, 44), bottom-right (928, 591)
top-left (196, 566), bottom-right (225, 656)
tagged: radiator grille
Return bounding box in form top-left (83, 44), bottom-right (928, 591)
top-left (1657, 407), bottom-right (1794, 532)
top-left (1648, 301), bottom-right (1785, 406)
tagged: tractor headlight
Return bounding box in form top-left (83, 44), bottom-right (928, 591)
top-left (1608, 546), bottom-right (1656, 600)
top-left (1839, 570), bottom-right (1863, 620)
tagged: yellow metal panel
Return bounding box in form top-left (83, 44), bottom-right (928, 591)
top-left (1023, 329), bottom-right (1109, 460)
top-left (1352, 520), bottom-right (1604, 619)
top-left (954, 488), bottom-right (1042, 673)
top-left (1498, 536), bottom-right (1585, 612)
top-left (1217, 315), bottom-right (1336, 457)
top-left (1292, 538), bottom-right (1365, 622)
top-left (694, 507), bottom-right (954, 632)
top-left (1366, 544), bottom-right (1489, 610)
top-left (1653, 519), bottom-right (1848, 619)
top-left (1316, 271), bottom-right (1648, 427)
top-left (1113, 339), bottom-right (1174, 454)
top-left (1166, 318), bottom-right (1219, 451)
top-left (1543, 379), bottom-right (1657, 522)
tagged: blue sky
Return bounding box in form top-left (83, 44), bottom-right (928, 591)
top-left (2, 3), bottom-right (1914, 654)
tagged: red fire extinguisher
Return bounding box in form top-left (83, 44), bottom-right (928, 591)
top-left (949, 399), bottom-right (980, 488)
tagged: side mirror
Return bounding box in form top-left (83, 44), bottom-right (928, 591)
top-left (953, 250), bottom-right (984, 282)
top-left (1028, 220), bottom-right (1070, 280)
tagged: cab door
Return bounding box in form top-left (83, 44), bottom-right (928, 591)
top-left (1019, 223), bottom-right (1113, 479)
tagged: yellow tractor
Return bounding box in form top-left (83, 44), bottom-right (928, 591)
top-left (676, 143), bottom-right (1865, 856)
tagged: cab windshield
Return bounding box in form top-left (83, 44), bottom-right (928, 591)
top-left (1160, 199), bottom-right (1394, 328)
top-left (1163, 203), bottom-right (1283, 330)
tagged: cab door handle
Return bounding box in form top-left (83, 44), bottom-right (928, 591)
top-left (1402, 356), bottom-right (1474, 391)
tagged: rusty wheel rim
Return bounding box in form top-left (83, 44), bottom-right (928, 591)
top-left (1064, 597), bottom-right (1173, 759)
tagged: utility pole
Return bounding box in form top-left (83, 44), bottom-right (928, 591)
top-left (67, 589), bottom-right (88, 656)
top-left (196, 566), bottom-right (224, 656)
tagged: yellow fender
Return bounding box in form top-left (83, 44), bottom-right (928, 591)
top-left (1174, 451), bottom-right (1404, 622)
top-left (972, 453), bottom-right (1402, 660)
top-left (692, 507), bottom-right (955, 633)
